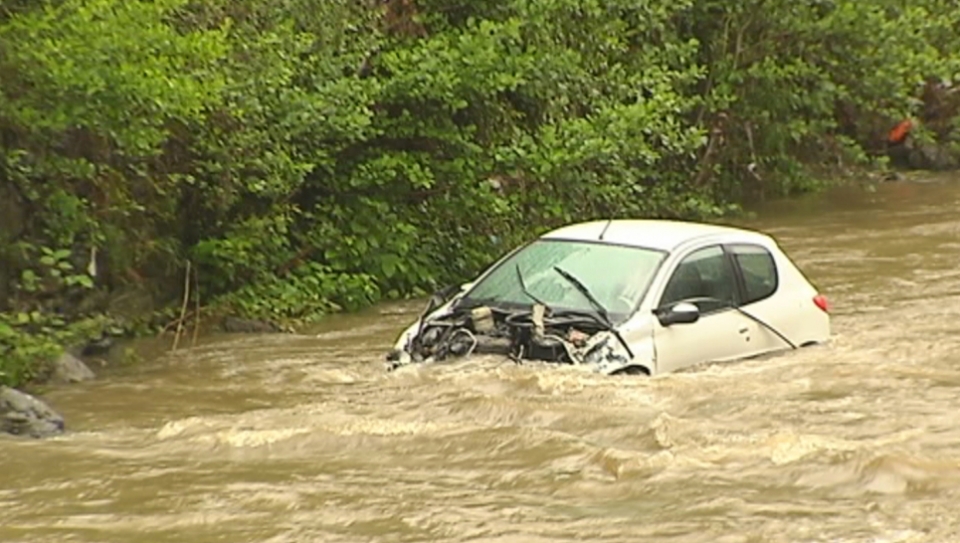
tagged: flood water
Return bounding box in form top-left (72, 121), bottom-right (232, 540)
top-left (3, 175), bottom-right (960, 542)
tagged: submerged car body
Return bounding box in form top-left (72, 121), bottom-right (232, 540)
top-left (386, 219), bottom-right (831, 376)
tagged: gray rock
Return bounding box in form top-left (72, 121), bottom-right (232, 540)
top-left (902, 140), bottom-right (959, 171)
top-left (50, 352), bottom-right (96, 384)
top-left (0, 386), bottom-right (65, 438)
top-left (107, 283), bottom-right (157, 322)
top-left (80, 335), bottom-right (114, 357)
top-left (917, 142), bottom-right (959, 171)
top-left (222, 316), bottom-right (284, 334)
top-left (880, 171), bottom-right (904, 182)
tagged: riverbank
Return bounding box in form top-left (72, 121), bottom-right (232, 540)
top-left (3, 1), bottom-right (960, 412)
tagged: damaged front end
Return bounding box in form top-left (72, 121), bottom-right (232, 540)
top-left (386, 293), bottom-right (645, 375)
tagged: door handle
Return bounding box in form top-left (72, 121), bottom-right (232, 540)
top-left (738, 327), bottom-right (749, 334)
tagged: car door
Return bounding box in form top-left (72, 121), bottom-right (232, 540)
top-left (652, 245), bottom-right (759, 374)
top-left (726, 242), bottom-right (797, 355)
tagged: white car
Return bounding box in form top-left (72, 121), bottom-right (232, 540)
top-left (386, 219), bottom-right (831, 376)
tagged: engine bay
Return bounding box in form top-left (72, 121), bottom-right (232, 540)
top-left (386, 294), bottom-right (642, 375)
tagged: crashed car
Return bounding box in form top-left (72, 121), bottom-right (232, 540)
top-left (386, 219), bottom-right (831, 376)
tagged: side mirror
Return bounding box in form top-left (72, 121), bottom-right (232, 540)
top-left (656, 302), bottom-right (700, 326)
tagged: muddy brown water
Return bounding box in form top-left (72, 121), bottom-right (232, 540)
top-left (3, 175), bottom-right (960, 543)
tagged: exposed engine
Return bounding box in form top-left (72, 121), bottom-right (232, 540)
top-left (386, 294), bottom-right (638, 374)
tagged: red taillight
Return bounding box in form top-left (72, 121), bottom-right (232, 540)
top-left (813, 294), bottom-right (830, 313)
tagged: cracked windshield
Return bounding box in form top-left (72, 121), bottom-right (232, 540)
top-left (3, 1), bottom-right (960, 542)
top-left (462, 240), bottom-right (665, 317)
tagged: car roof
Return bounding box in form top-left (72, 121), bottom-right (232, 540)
top-left (539, 219), bottom-right (774, 252)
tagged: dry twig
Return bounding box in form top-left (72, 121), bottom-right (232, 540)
top-left (172, 260), bottom-right (192, 351)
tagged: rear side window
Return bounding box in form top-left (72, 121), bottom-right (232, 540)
top-left (730, 245), bottom-right (778, 304)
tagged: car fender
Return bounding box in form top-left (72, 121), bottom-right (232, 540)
top-left (595, 315), bottom-right (656, 375)
top-left (391, 283), bottom-right (474, 353)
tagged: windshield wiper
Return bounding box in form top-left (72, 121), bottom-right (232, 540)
top-left (552, 266), bottom-right (611, 327)
top-left (552, 265), bottom-right (634, 359)
top-left (515, 263), bottom-right (551, 308)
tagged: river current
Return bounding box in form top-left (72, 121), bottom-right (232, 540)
top-left (3, 175), bottom-right (960, 543)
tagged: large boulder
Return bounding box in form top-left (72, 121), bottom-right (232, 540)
top-left (50, 352), bottom-right (96, 384)
top-left (888, 138), bottom-right (959, 171)
top-left (0, 386), bottom-right (65, 438)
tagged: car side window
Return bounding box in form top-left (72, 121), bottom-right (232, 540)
top-left (731, 244), bottom-right (778, 304)
top-left (659, 246), bottom-right (739, 314)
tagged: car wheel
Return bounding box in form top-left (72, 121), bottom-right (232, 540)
top-left (610, 365), bottom-right (650, 376)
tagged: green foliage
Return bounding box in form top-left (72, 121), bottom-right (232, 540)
top-left (0, 316), bottom-right (62, 387)
top-left (0, 311), bottom-right (121, 387)
top-left (0, 0), bottom-right (227, 150)
top-left (684, 0), bottom-right (960, 199)
top-left (220, 262), bottom-right (380, 324)
top-left (2, 0), bottom-right (960, 386)
top-left (18, 245), bottom-right (95, 293)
